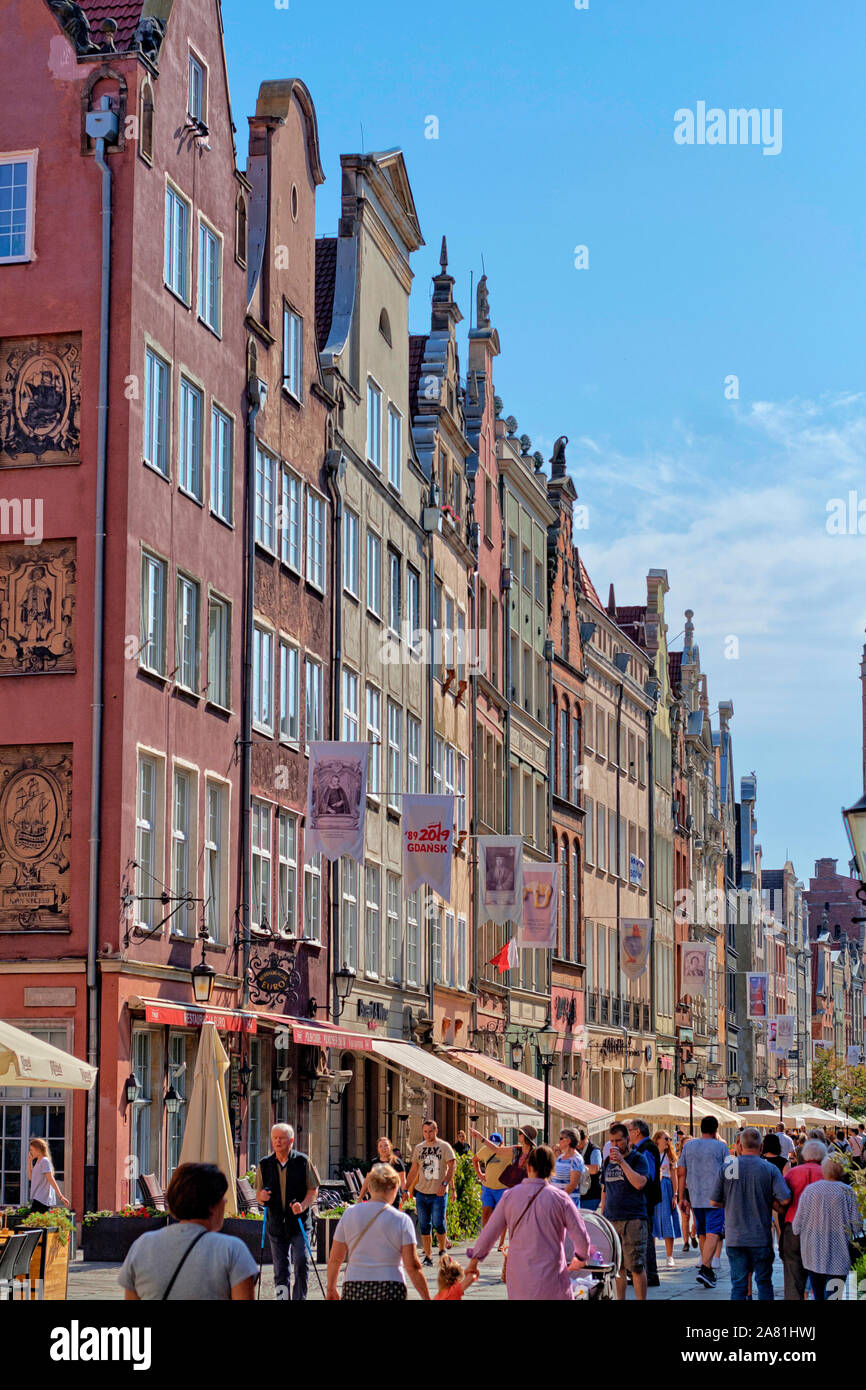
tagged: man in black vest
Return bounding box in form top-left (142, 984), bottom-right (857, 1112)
top-left (256, 1123), bottom-right (320, 1300)
top-left (628, 1118), bottom-right (661, 1287)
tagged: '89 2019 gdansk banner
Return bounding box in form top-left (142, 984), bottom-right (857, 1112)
top-left (402, 794), bottom-right (454, 898)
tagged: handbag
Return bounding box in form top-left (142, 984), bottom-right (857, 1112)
top-left (161, 1228), bottom-right (208, 1301)
top-left (499, 1149), bottom-right (527, 1189)
top-left (501, 1183), bottom-right (545, 1283)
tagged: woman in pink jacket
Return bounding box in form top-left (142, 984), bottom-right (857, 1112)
top-left (464, 1145), bottom-right (590, 1299)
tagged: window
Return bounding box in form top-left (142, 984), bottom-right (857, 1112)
top-left (406, 891), bottom-right (419, 987)
top-left (283, 305), bottom-right (303, 400)
top-left (178, 378), bottom-right (203, 500)
top-left (175, 573), bottom-right (199, 692)
top-left (207, 594), bottom-right (230, 707)
top-left (457, 609), bottom-right (466, 681)
top-left (305, 656), bottom-right (322, 743)
top-left (341, 859), bottom-right (358, 970)
top-left (386, 874), bottom-right (400, 981)
top-left (0, 153), bottom-right (35, 262)
top-left (252, 623), bottom-right (273, 731)
top-left (165, 183), bottom-right (190, 300)
top-left (306, 490), bottom-right (326, 590)
top-left (457, 916), bottom-right (467, 990)
top-left (407, 715), bottom-right (421, 793)
top-left (344, 509), bottom-right (360, 596)
top-left (491, 602), bottom-right (500, 687)
top-left (367, 379), bottom-right (382, 468)
top-left (444, 912), bottom-right (455, 987)
top-left (140, 550), bottom-right (167, 675)
top-left (638, 738), bottom-right (647, 785)
top-left (366, 531), bottom-right (381, 615)
top-left (388, 551), bottom-right (401, 634)
top-left (235, 194), bottom-right (247, 266)
top-left (508, 533), bottom-right (516, 575)
top-left (366, 685), bottom-right (381, 797)
top-left (572, 716), bottom-right (581, 802)
top-left (279, 640), bottom-right (299, 742)
top-left (136, 755), bottom-right (160, 928)
top-left (457, 754), bottom-right (467, 836)
top-left (251, 802), bottom-right (272, 929)
top-left (521, 548), bottom-right (530, 589)
top-left (433, 736), bottom-right (443, 795)
top-left (166, 1033), bottom-right (187, 1179)
top-left (198, 221), bottom-right (221, 333)
top-left (561, 608), bottom-right (569, 659)
top-left (444, 746), bottom-right (455, 818)
top-left (536, 780), bottom-right (546, 851)
top-left (172, 769), bottom-right (195, 931)
top-left (255, 446), bottom-right (276, 551)
top-left (365, 865), bottom-right (381, 976)
top-left (378, 308), bottom-right (392, 345)
top-left (387, 701), bottom-right (401, 811)
top-left (535, 560), bottom-right (542, 603)
top-left (596, 708), bottom-right (605, 755)
top-left (484, 476), bottom-right (493, 538)
top-left (559, 708), bottom-right (568, 796)
top-left (572, 846), bottom-right (580, 962)
top-left (188, 52), bottom-right (205, 120)
top-left (585, 796), bottom-right (594, 864)
top-left (407, 567), bottom-right (420, 651)
top-left (619, 814), bottom-right (627, 880)
top-left (628, 732), bottom-right (636, 777)
top-left (596, 802), bottom-right (606, 871)
top-left (204, 780), bottom-right (226, 941)
top-left (211, 406), bottom-right (232, 522)
top-left (303, 853), bottom-right (321, 941)
top-left (131, 1032), bottom-right (152, 1179)
top-left (607, 809), bottom-right (616, 876)
top-left (280, 466), bottom-right (302, 570)
top-left (522, 646), bottom-right (531, 713)
top-left (144, 347), bottom-right (169, 476)
top-left (342, 668), bottom-right (359, 741)
top-left (431, 905), bottom-right (443, 983)
top-left (585, 701), bottom-right (594, 750)
top-left (444, 595), bottom-right (455, 673)
top-left (433, 581), bottom-right (443, 675)
top-left (388, 406), bottom-right (402, 490)
top-left (559, 841), bottom-right (568, 956)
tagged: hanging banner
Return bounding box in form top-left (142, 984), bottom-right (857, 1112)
top-left (680, 942), bottom-right (709, 996)
top-left (305, 742), bottom-right (368, 863)
top-left (628, 854), bottom-right (645, 887)
top-left (847, 1044), bottom-right (862, 1067)
top-left (746, 973), bottom-right (769, 1019)
top-left (402, 794), bottom-right (454, 898)
top-left (620, 918), bottom-right (653, 981)
top-left (479, 836), bottom-right (524, 926)
top-left (519, 863), bottom-right (559, 948)
top-left (775, 1015), bottom-right (795, 1053)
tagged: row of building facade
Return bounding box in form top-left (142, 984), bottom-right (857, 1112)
top-left (0, 0), bottom-right (862, 1212)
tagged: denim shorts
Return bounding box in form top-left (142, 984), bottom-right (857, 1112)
top-left (415, 1190), bottom-right (448, 1234)
top-left (481, 1186), bottom-right (506, 1209)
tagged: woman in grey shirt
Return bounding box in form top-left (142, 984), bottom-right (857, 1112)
top-left (119, 1163), bottom-right (258, 1301)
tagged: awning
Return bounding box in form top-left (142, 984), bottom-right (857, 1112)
top-left (369, 1038), bottom-right (542, 1125)
top-left (450, 1049), bottom-right (614, 1129)
top-left (289, 1019), bottom-right (373, 1052)
top-left (130, 997), bottom-right (258, 1034)
top-left (0, 1018), bottom-right (96, 1090)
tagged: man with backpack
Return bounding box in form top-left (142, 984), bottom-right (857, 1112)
top-left (628, 1118), bottom-right (662, 1286)
top-left (577, 1131), bottom-right (603, 1211)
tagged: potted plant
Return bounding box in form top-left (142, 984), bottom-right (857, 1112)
top-left (221, 1211), bottom-right (271, 1263)
top-left (315, 1204), bottom-right (347, 1263)
top-left (81, 1205), bottom-right (168, 1261)
top-left (7, 1206), bottom-right (74, 1299)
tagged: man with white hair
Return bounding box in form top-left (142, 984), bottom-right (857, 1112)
top-left (775, 1122), bottom-right (794, 1159)
top-left (780, 1139), bottom-right (826, 1299)
top-left (709, 1126), bottom-right (789, 1301)
top-left (256, 1123), bottom-right (320, 1300)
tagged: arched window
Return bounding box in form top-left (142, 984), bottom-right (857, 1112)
top-left (561, 607), bottom-right (569, 660)
top-left (559, 836), bottom-right (569, 958)
top-left (572, 844), bottom-right (581, 962)
top-left (378, 308), bottom-right (391, 346)
top-left (140, 80), bottom-right (154, 162)
top-left (235, 193), bottom-right (247, 268)
top-left (559, 700), bottom-right (569, 797)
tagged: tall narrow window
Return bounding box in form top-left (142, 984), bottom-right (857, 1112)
top-left (572, 846), bottom-right (580, 962)
top-left (166, 1033), bottom-right (187, 1179)
top-left (433, 736), bottom-right (443, 795)
top-left (305, 657), bottom-right (322, 743)
top-left (235, 193), bottom-right (247, 266)
top-left (559, 840), bottom-right (568, 957)
top-left (343, 509), bottom-right (360, 596)
top-left (342, 667), bottom-right (359, 741)
top-left (136, 755), bottom-right (159, 928)
top-left (572, 715), bottom-right (581, 802)
top-left (341, 859), bottom-right (358, 970)
top-left (387, 701), bottom-right (401, 811)
top-left (386, 874), bottom-right (400, 982)
top-left (178, 378), bottom-right (203, 500)
top-left (457, 915), bottom-right (467, 990)
top-left (211, 405), bottom-right (232, 522)
top-left (164, 184), bottom-right (190, 300)
top-left (444, 912), bottom-right (455, 987)
top-left (431, 905), bottom-right (443, 983)
top-left (366, 685), bottom-right (381, 797)
top-left (303, 853), bottom-right (321, 941)
top-left (407, 715), bottom-right (421, 793)
top-left (254, 446), bottom-right (276, 551)
top-left (491, 602), bottom-right (499, 687)
top-left (280, 466), bottom-right (301, 570)
top-left (388, 551), bottom-right (401, 634)
top-left (140, 551), bottom-right (167, 675)
top-left (175, 574), bottom-right (199, 692)
top-left (251, 802), bottom-right (271, 929)
top-left (388, 405), bottom-right (402, 490)
top-left (204, 780), bottom-right (225, 941)
top-left (252, 623), bottom-right (273, 731)
top-left (283, 306), bottom-right (303, 399)
top-left (279, 639), bottom-right (299, 742)
top-left (366, 531), bottom-right (381, 615)
top-left (585, 796), bottom-right (594, 864)
top-left (406, 891), bottom-right (419, 986)
top-left (172, 769), bottom-right (194, 930)
top-left (457, 754), bottom-right (467, 835)
top-left (365, 865), bottom-right (381, 976)
top-left (144, 347), bottom-right (169, 477)
top-left (198, 221), bottom-right (221, 333)
top-left (306, 490), bottom-right (325, 590)
top-left (484, 476), bottom-right (493, 538)
top-left (188, 53), bottom-right (205, 120)
top-left (407, 567), bottom-right (420, 652)
top-left (559, 707), bottom-right (568, 796)
top-left (366, 380), bottom-right (382, 468)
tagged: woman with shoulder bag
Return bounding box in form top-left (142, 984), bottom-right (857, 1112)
top-left (499, 1125), bottom-right (538, 1188)
top-left (326, 1164), bottom-right (431, 1301)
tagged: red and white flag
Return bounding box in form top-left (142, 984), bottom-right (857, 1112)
top-left (488, 938), bottom-right (519, 974)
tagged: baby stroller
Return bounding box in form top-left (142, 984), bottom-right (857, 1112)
top-left (576, 1210), bottom-right (622, 1301)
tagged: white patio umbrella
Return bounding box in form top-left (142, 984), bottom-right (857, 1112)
top-left (177, 1023), bottom-right (237, 1216)
top-left (0, 1019), bottom-right (96, 1089)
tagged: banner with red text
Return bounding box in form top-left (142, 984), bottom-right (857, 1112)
top-left (402, 795), bottom-right (454, 898)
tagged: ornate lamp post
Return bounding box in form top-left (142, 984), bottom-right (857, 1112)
top-left (681, 1057), bottom-right (702, 1136)
top-left (537, 1023), bottom-right (559, 1145)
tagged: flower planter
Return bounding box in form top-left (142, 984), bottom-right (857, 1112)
top-left (81, 1215), bottom-right (168, 1262)
top-left (221, 1217), bottom-right (271, 1264)
top-left (315, 1214), bottom-right (341, 1264)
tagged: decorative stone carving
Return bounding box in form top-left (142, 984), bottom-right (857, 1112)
top-left (0, 744), bottom-right (72, 930)
top-left (0, 540), bottom-right (76, 675)
top-left (476, 274), bottom-right (490, 329)
top-left (0, 335), bottom-right (81, 467)
top-left (131, 15), bottom-right (166, 63)
top-left (47, 0), bottom-right (100, 54)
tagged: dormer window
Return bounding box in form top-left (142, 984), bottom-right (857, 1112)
top-left (378, 308), bottom-right (392, 346)
top-left (188, 52), bottom-right (206, 123)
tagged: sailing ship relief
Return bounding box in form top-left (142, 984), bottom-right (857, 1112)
top-left (0, 745), bottom-right (72, 929)
top-left (0, 334), bottom-right (81, 467)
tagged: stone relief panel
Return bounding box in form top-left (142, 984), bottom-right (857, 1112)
top-left (0, 539), bottom-right (76, 674)
top-left (0, 335), bottom-right (81, 467)
top-left (0, 745), bottom-right (72, 930)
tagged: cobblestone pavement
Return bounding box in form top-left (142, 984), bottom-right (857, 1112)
top-left (65, 1239), bottom-right (810, 1302)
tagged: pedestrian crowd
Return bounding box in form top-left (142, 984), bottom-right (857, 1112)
top-left (106, 1112), bottom-right (866, 1301)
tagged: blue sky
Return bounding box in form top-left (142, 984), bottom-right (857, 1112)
top-left (224, 0), bottom-right (866, 878)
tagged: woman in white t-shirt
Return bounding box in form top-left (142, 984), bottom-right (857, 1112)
top-left (327, 1164), bottom-right (431, 1301)
top-left (27, 1138), bottom-right (70, 1214)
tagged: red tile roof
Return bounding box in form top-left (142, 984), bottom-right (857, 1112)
top-left (668, 650), bottom-right (683, 686)
top-left (408, 333), bottom-right (427, 417)
top-left (79, 0), bottom-right (146, 52)
top-left (575, 550), bottom-right (605, 613)
top-left (314, 237), bottom-right (337, 351)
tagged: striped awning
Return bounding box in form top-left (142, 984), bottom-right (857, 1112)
top-left (368, 1037), bottom-right (542, 1125)
top-left (448, 1049), bottom-right (614, 1130)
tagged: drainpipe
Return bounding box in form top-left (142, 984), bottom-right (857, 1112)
top-left (469, 542), bottom-right (479, 1032)
top-left (426, 523), bottom-right (436, 1022)
top-left (324, 447), bottom-right (343, 1021)
top-left (241, 366), bottom-right (261, 1007)
top-left (84, 94), bottom-right (119, 1214)
top-left (646, 692), bottom-right (656, 1058)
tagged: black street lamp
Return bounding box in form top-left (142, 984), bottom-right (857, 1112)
top-left (125, 1073), bottom-right (140, 1106)
top-left (536, 1023), bottom-right (559, 1145)
top-left (681, 1057), bottom-right (701, 1136)
top-left (842, 793), bottom-right (866, 883)
top-left (333, 965), bottom-right (357, 1020)
top-left (191, 924), bottom-right (216, 1004)
top-left (163, 1084), bottom-right (182, 1117)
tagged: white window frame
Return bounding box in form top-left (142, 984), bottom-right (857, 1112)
top-left (210, 404), bottom-right (233, 523)
top-left (365, 864), bottom-right (381, 978)
top-left (204, 778), bottom-right (227, 943)
top-left (251, 801), bottom-right (272, 931)
top-left (407, 715), bottom-right (420, 794)
top-left (367, 378), bottom-right (383, 469)
top-left (342, 668), bottom-right (359, 741)
top-left (387, 404), bottom-right (402, 490)
top-left (388, 550), bottom-right (401, 635)
top-left (175, 572), bottom-right (200, 693)
top-left (178, 376), bottom-right (204, 501)
top-left (343, 508), bottom-right (360, 597)
top-left (342, 858), bottom-right (359, 971)
top-left (280, 465), bottom-right (302, 572)
top-left (0, 151), bottom-right (37, 264)
top-left (366, 684), bottom-right (381, 800)
top-left (407, 567), bottom-right (420, 653)
top-left (252, 622), bottom-right (274, 733)
top-left (255, 445), bottom-right (277, 552)
top-left (386, 873), bottom-right (400, 982)
top-left (283, 304), bottom-right (303, 401)
top-left (188, 51), bottom-right (206, 121)
top-left (305, 656), bottom-right (323, 745)
top-left (207, 591), bottom-right (231, 709)
top-left (135, 753), bottom-right (162, 929)
top-left (387, 700), bottom-right (401, 812)
top-left (305, 488), bottom-right (326, 591)
top-left (278, 811), bottom-right (298, 937)
top-left (165, 180), bottom-right (191, 302)
top-left (457, 915), bottom-right (467, 991)
top-left (366, 530), bottom-right (382, 616)
top-left (279, 638), bottom-right (300, 743)
top-left (140, 550), bottom-right (167, 676)
top-left (171, 766), bottom-right (197, 934)
top-left (197, 217), bottom-right (222, 335)
top-left (144, 346), bottom-right (170, 477)
top-left (406, 892), bottom-right (420, 988)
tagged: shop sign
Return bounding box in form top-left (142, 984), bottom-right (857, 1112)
top-left (292, 1023), bottom-right (372, 1052)
top-left (357, 999), bottom-right (389, 1022)
top-left (553, 991), bottom-right (577, 1030)
top-left (248, 948), bottom-right (301, 1009)
top-left (143, 1003), bottom-right (257, 1033)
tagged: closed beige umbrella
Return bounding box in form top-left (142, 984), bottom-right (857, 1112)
top-left (0, 1019), bottom-right (96, 1089)
top-left (177, 1023), bottom-right (237, 1216)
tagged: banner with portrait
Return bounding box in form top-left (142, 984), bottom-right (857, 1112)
top-left (518, 862), bottom-right (559, 948)
top-left (746, 972), bottom-right (769, 1019)
top-left (305, 742), bottom-right (368, 863)
top-left (402, 795), bottom-right (454, 898)
top-left (680, 942), bottom-right (710, 997)
top-left (479, 836), bottom-right (524, 926)
top-left (620, 918), bottom-right (653, 981)
top-left (775, 1015), bottom-right (795, 1053)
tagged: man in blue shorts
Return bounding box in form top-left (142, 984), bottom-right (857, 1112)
top-left (677, 1114), bottom-right (729, 1288)
top-left (471, 1127), bottom-right (510, 1250)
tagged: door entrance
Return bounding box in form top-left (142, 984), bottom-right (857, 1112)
top-left (0, 1099), bottom-right (66, 1206)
